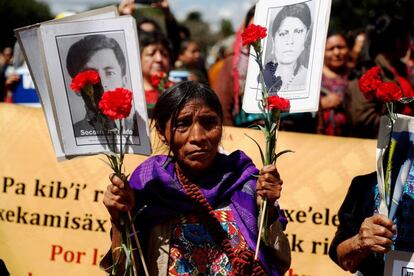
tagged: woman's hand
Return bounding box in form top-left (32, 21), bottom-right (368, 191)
top-left (320, 92), bottom-right (341, 110)
top-left (356, 214), bottom-right (396, 253)
top-left (256, 164), bottom-right (283, 206)
top-left (336, 214), bottom-right (396, 272)
top-left (103, 174), bottom-right (136, 226)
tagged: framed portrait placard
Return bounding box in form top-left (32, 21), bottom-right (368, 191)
top-left (14, 6), bottom-right (121, 160)
top-left (242, 0), bottom-right (332, 113)
top-left (384, 250), bottom-right (414, 276)
top-left (15, 10), bottom-right (152, 159)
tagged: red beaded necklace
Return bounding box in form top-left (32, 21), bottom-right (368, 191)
top-left (175, 165), bottom-right (267, 276)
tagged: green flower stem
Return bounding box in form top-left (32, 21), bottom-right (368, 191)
top-left (255, 197), bottom-right (268, 260)
top-left (128, 211), bottom-right (149, 276)
top-left (252, 41), bottom-right (280, 260)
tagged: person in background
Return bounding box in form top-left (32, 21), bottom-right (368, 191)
top-left (345, 15), bottom-right (413, 138)
top-left (347, 30), bottom-right (366, 71)
top-left (0, 47), bottom-right (14, 102)
top-left (402, 35), bottom-right (414, 89)
top-left (174, 39), bottom-right (209, 85)
top-left (317, 32), bottom-right (350, 136)
top-left (138, 30), bottom-right (172, 116)
top-left (119, 0), bottom-right (187, 63)
top-left (212, 6), bottom-right (264, 126)
top-left (329, 117), bottom-right (414, 275)
top-left (101, 81), bottom-right (291, 275)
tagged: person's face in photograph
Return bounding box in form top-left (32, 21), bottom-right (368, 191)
top-left (84, 48), bottom-right (126, 91)
top-left (273, 16), bottom-right (308, 65)
top-left (141, 43), bottom-right (170, 80)
top-left (324, 35), bottom-right (349, 70)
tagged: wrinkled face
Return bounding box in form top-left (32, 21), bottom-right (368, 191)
top-left (324, 35), bottom-right (349, 70)
top-left (274, 17), bottom-right (308, 64)
top-left (164, 100), bottom-right (222, 173)
top-left (141, 43), bottom-right (170, 83)
top-left (84, 48), bottom-right (125, 91)
top-left (179, 42), bottom-right (201, 66)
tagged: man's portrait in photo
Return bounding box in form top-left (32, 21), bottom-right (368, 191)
top-left (57, 32), bottom-right (137, 140)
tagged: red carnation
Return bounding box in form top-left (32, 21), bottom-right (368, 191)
top-left (241, 24), bottom-right (267, 46)
top-left (376, 82), bottom-right (402, 102)
top-left (151, 71), bottom-right (167, 87)
top-left (268, 95), bottom-right (290, 111)
top-left (70, 70), bottom-right (100, 93)
top-left (358, 66), bottom-right (382, 99)
top-left (98, 88), bottom-right (133, 120)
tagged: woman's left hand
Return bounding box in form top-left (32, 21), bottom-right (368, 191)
top-left (256, 164), bottom-right (283, 206)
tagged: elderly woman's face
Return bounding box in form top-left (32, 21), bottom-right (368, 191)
top-left (273, 17), bottom-right (308, 64)
top-left (164, 99), bottom-right (222, 173)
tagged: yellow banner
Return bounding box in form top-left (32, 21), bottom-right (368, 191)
top-left (0, 103), bottom-right (376, 275)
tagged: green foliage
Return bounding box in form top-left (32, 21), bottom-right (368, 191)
top-left (0, 0), bottom-right (52, 49)
top-left (219, 19), bottom-right (234, 38)
top-left (186, 11), bottom-right (202, 22)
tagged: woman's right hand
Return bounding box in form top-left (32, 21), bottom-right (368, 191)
top-left (103, 174), bottom-right (136, 225)
top-left (356, 214), bottom-right (396, 254)
top-left (336, 213), bottom-right (396, 272)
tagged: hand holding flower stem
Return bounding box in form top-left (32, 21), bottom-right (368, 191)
top-left (358, 66), bottom-right (406, 214)
top-left (242, 24), bottom-right (292, 260)
top-left (70, 71), bottom-right (148, 276)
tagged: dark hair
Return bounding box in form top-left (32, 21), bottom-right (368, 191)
top-left (271, 3), bottom-right (312, 38)
top-left (269, 3), bottom-right (312, 72)
top-left (152, 81), bottom-right (223, 145)
top-left (178, 25), bottom-right (191, 40)
top-left (138, 30), bottom-right (172, 60)
top-left (365, 15), bottom-right (411, 59)
top-left (352, 15), bottom-right (411, 79)
top-left (244, 6), bottom-right (256, 29)
top-left (66, 34), bottom-right (126, 77)
top-left (178, 39), bottom-right (198, 55)
top-left (326, 31), bottom-right (349, 46)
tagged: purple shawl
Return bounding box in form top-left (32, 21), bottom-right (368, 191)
top-left (129, 150), bottom-right (280, 275)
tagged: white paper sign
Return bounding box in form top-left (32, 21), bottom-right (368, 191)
top-left (243, 0), bottom-right (332, 113)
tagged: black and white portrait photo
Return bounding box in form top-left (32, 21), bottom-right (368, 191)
top-left (35, 16), bottom-right (151, 156)
top-left (263, 2), bottom-right (313, 93)
top-left (242, 0), bottom-right (331, 113)
top-left (57, 32), bottom-right (136, 139)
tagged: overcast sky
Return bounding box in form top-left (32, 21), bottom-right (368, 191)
top-left (38, 0), bottom-right (257, 31)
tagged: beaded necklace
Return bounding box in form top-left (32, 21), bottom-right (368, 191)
top-left (175, 165), bottom-right (267, 276)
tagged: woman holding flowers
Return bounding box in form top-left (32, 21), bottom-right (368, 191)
top-left (345, 15), bottom-right (413, 138)
top-left (101, 81), bottom-right (291, 275)
top-left (138, 31), bottom-right (172, 117)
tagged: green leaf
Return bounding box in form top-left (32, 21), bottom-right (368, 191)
top-left (247, 124), bottom-right (261, 130)
top-left (245, 133), bottom-right (265, 166)
top-left (273, 150), bottom-right (295, 164)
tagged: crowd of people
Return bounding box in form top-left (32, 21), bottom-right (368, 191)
top-left (2, 1), bottom-right (413, 139)
top-left (1, 1), bottom-right (414, 275)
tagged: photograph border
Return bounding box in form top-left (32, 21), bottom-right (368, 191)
top-left (14, 6), bottom-right (120, 160)
top-left (38, 16), bottom-right (151, 156)
top-left (242, 0), bottom-right (332, 114)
